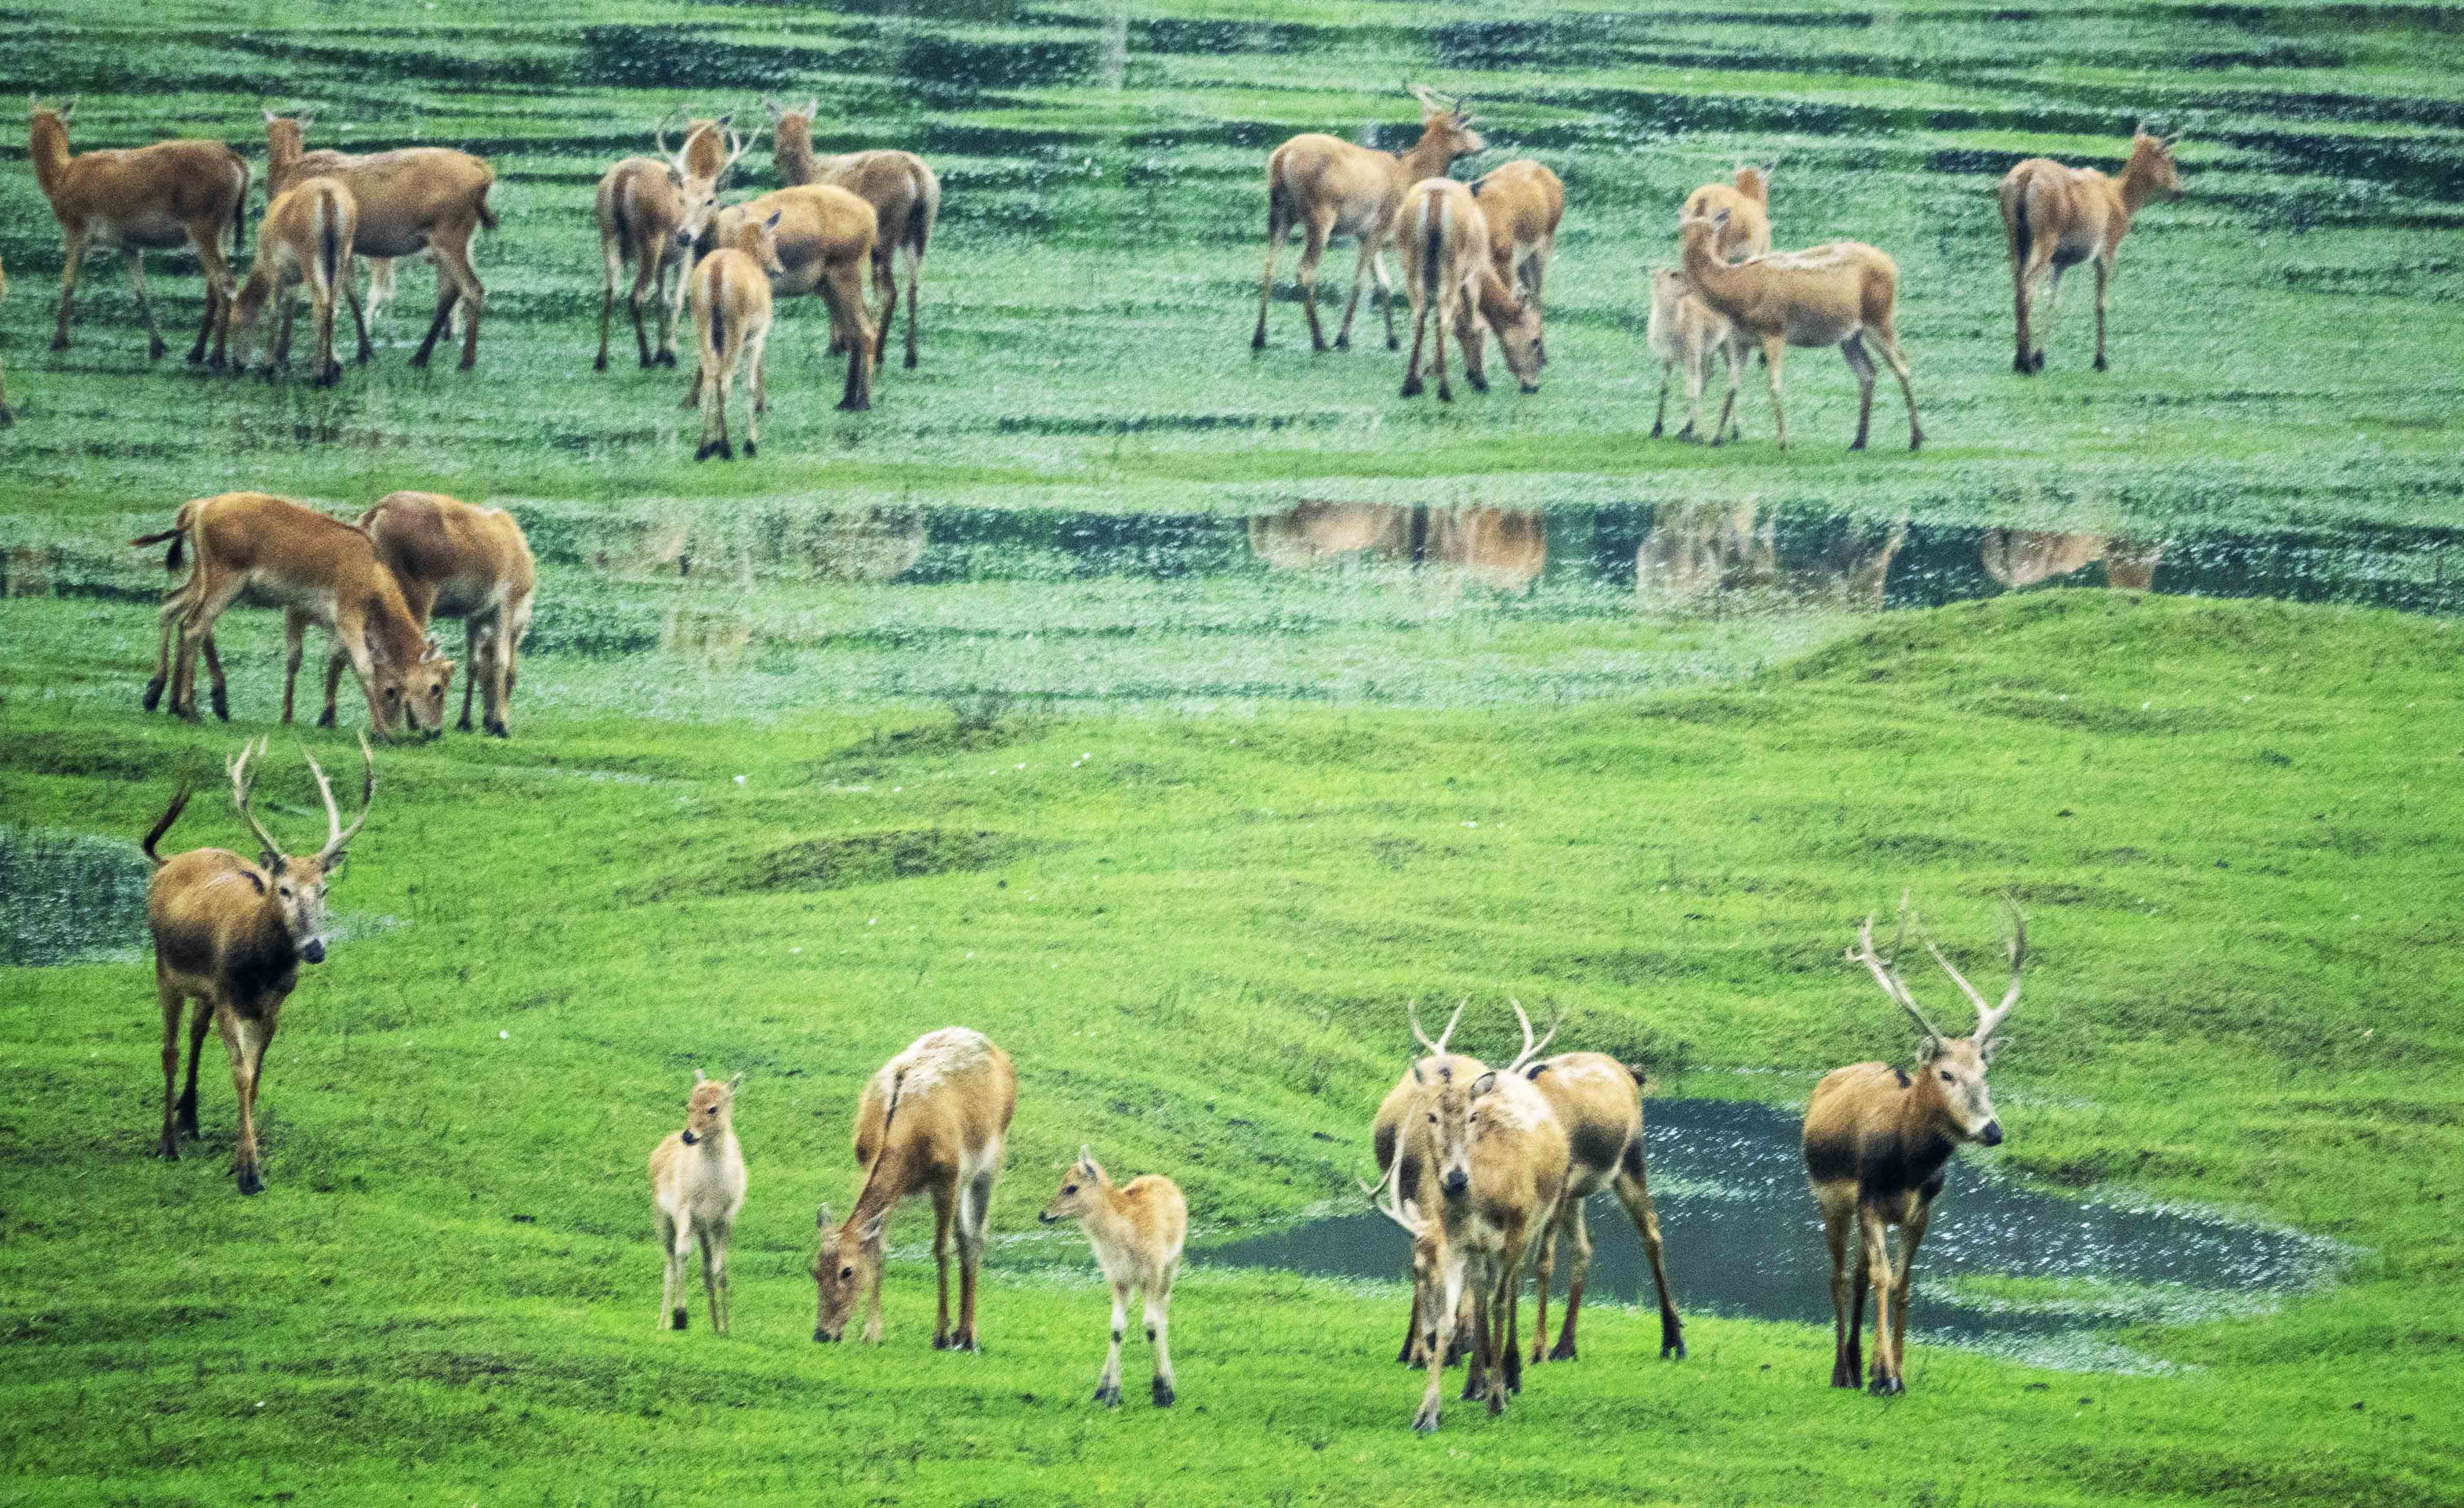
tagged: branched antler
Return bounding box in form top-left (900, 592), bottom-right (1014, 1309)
top-left (1848, 895), bottom-right (1949, 1049)
top-left (1502, 999), bottom-right (1560, 1076)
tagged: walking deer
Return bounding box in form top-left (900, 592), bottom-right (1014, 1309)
top-left (1253, 84), bottom-right (1486, 354)
top-left (766, 99), bottom-right (941, 370)
top-left (1519, 1032), bottom-right (1686, 1365)
top-left (1647, 266), bottom-right (1746, 441)
top-left (1682, 166), bottom-right (1774, 263)
top-left (592, 119), bottom-right (755, 371)
top-left (1999, 126), bottom-right (2183, 374)
top-left (710, 185), bottom-right (879, 412)
top-left (650, 1071), bottom-right (747, 1335)
top-left (30, 97), bottom-right (248, 365)
top-left (1396, 178), bottom-right (1542, 402)
top-left (686, 208), bottom-right (787, 461)
top-left (1470, 158), bottom-right (1562, 363)
top-left (1678, 209), bottom-right (1923, 451)
top-left (1040, 1146), bottom-right (1187, 1407)
top-left (814, 1028), bottom-right (1016, 1349)
top-left (144, 736), bottom-right (373, 1195)
top-left (1805, 901), bottom-right (2024, 1394)
top-left (228, 176), bottom-right (368, 386)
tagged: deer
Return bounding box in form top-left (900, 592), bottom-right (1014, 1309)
top-left (1999, 126), bottom-right (2183, 374)
top-left (1647, 266), bottom-right (1746, 442)
top-left (1637, 502), bottom-right (1906, 612)
top-left (143, 735), bottom-right (373, 1196)
top-left (1396, 177), bottom-right (1543, 403)
top-left (709, 185), bottom-right (879, 412)
top-left (1039, 1146), bottom-right (1188, 1408)
top-left (1252, 83), bottom-right (1486, 355)
top-left (1981, 529), bottom-right (2162, 593)
top-left (129, 492), bottom-right (453, 741)
top-left (649, 1071), bottom-right (747, 1335)
top-left (1681, 165), bottom-right (1775, 263)
top-left (592, 118), bottom-right (756, 371)
top-left (766, 99), bottom-right (940, 371)
top-left (291, 492), bottom-right (537, 738)
top-left (261, 111), bottom-right (498, 371)
top-left (227, 176), bottom-right (368, 387)
top-left (686, 207), bottom-right (787, 462)
top-left (28, 97), bottom-right (249, 366)
top-left (1369, 998), bottom-right (1479, 1368)
top-left (1469, 158), bottom-right (1562, 363)
top-left (1678, 208), bottom-right (1923, 452)
top-left (813, 1027), bottom-right (1017, 1349)
top-left (1806, 900), bottom-right (2024, 1395)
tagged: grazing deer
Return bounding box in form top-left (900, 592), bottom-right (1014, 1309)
top-left (766, 99), bottom-right (941, 371)
top-left (1682, 165), bottom-right (1774, 263)
top-left (1370, 999), bottom-right (1479, 1367)
top-left (1999, 126), bottom-right (2183, 374)
top-left (649, 1071), bottom-right (747, 1335)
top-left (814, 1027), bottom-right (1017, 1349)
top-left (1806, 902), bottom-right (2024, 1395)
top-left (1396, 178), bottom-right (1542, 402)
top-left (1678, 209), bottom-right (1923, 452)
top-left (295, 492), bottom-right (537, 738)
top-left (710, 186), bottom-right (879, 412)
top-left (130, 492), bottom-right (453, 740)
top-left (1469, 158), bottom-right (1562, 363)
top-left (1252, 84), bottom-right (1486, 354)
top-left (1647, 266), bottom-right (1746, 441)
top-left (228, 176), bottom-right (368, 386)
top-left (143, 736), bottom-right (373, 1195)
top-left (1040, 1146), bottom-right (1188, 1407)
top-left (1637, 501), bottom-right (1905, 612)
top-left (28, 97), bottom-right (248, 365)
top-left (592, 119), bottom-right (755, 371)
top-left (1519, 1034), bottom-right (1686, 1365)
top-left (262, 112), bottom-right (498, 371)
top-left (686, 208), bottom-right (787, 462)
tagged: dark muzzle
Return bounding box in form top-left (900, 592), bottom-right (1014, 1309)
top-left (299, 939), bottom-right (327, 965)
top-left (814, 1329), bottom-right (839, 1344)
top-left (1442, 1169), bottom-right (1469, 1196)
top-left (681, 1130), bottom-right (699, 1146)
top-left (1978, 1122), bottom-right (2004, 1147)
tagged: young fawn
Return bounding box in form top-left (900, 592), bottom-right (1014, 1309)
top-left (649, 1071), bottom-right (746, 1334)
top-left (1040, 1146), bottom-right (1188, 1407)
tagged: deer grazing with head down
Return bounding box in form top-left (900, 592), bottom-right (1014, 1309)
top-left (1252, 84), bottom-right (1486, 355)
top-left (29, 96), bottom-right (249, 366)
top-left (1682, 165), bottom-right (1775, 263)
top-left (709, 185), bottom-right (879, 413)
top-left (766, 99), bottom-right (941, 371)
top-left (1040, 1145), bottom-right (1187, 1408)
top-left (144, 736), bottom-right (373, 1195)
top-left (814, 1027), bottom-right (1017, 1349)
top-left (1999, 125), bottom-right (2183, 375)
top-left (592, 116), bottom-right (755, 371)
top-left (649, 1070), bottom-right (747, 1334)
top-left (686, 207), bottom-right (787, 462)
top-left (1396, 177), bottom-right (1543, 403)
top-left (1469, 158), bottom-right (1562, 363)
top-left (228, 175), bottom-right (368, 386)
top-left (1369, 998), bottom-right (1477, 1367)
top-left (1804, 900), bottom-right (2024, 1395)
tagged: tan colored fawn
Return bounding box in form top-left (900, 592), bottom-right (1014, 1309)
top-left (29, 97), bottom-right (249, 365)
top-left (1999, 126), bottom-right (2183, 374)
top-left (1682, 165), bottom-right (1774, 263)
top-left (1469, 158), bottom-right (1563, 364)
top-left (228, 176), bottom-right (367, 386)
top-left (1396, 178), bottom-right (1542, 402)
top-left (1647, 266), bottom-right (1746, 442)
top-left (686, 208), bottom-right (787, 462)
top-left (1040, 1146), bottom-right (1188, 1407)
top-left (144, 736), bottom-right (373, 1196)
top-left (592, 118), bottom-right (755, 371)
top-left (649, 1071), bottom-right (747, 1335)
top-left (814, 1028), bottom-right (1017, 1349)
top-left (766, 99), bottom-right (941, 370)
top-left (1805, 900), bottom-right (2024, 1394)
top-left (711, 186), bottom-right (880, 412)
top-left (1253, 84), bottom-right (1486, 354)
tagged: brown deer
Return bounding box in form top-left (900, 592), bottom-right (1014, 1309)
top-left (143, 735), bottom-right (374, 1195)
top-left (1647, 266), bottom-right (1746, 441)
top-left (710, 186), bottom-right (879, 412)
top-left (1370, 999), bottom-right (1480, 1367)
top-left (1981, 529), bottom-right (2162, 593)
top-left (1636, 502), bottom-right (1905, 612)
top-left (814, 1027), bottom-right (1017, 1349)
top-left (592, 118), bottom-right (755, 371)
top-left (686, 208), bottom-right (787, 462)
top-left (1252, 84), bottom-right (1486, 354)
top-left (1518, 1030), bottom-right (1686, 1365)
top-left (228, 176), bottom-right (368, 386)
top-left (1678, 209), bottom-right (1923, 452)
top-left (1039, 1146), bottom-right (1188, 1407)
top-left (1396, 178), bottom-right (1542, 402)
top-left (1805, 901), bottom-right (2024, 1395)
top-left (1999, 127), bottom-right (2183, 374)
top-left (766, 99), bottom-right (941, 371)
top-left (295, 492), bottom-right (537, 738)
top-left (1469, 158), bottom-right (1562, 363)
top-left (130, 492), bottom-right (453, 740)
top-left (262, 112), bottom-right (498, 371)
top-left (29, 97), bottom-right (249, 365)
top-left (649, 1071), bottom-right (748, 1335)
top-left (1681, 165), bottom-right (1774, 263)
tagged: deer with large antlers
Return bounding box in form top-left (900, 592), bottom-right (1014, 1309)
top-left (813, 1028), bottom-right (1016, 1349)
top-left (1999, 126), bottom-right (2183, 375)
top-left (1370, 998), bottom-right (1479, 1367)
top-left (1252, 84), bottom-right (1486, 355)
top-left (592, 116), bottom-right (756, 371)
top-left (1804, 899), bottom-right (2025, 1395)
top-left (143, 736), bottom-right (374, 1196)
top-left (766, 100), bottom-right (940, 371)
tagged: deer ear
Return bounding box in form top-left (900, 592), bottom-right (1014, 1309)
top-left (667, 164), bottom-right (684, 189)
top-left (1916, 1036), bottom-right (1946, 1065)
top-left (728, 1072), bottom-right (744, 1091)
top-left (816, 1203), bottom-right (832, 1230)
top-left (805, 99), bottom-right (819, 120)
top-left (1711, 207), bottom-right (1732, 227)
top-left (713, 111), bottom-right (733, 130)
top-left (694, 1068), bottom-right (707, 1084)
top-left (1471, 1070), bottom-right (1498, 1097)
top-left (1410, 1059), bottom-right (1427, 1085)
top-left (243, 868), bottom-right (268, 893)
top-left (857, 1209), bottom-right (889, 1245)
top-left (764, 209), bottom-right (784, 230)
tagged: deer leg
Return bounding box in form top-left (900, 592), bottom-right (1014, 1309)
top-left (659, 252), bottom-right (686, 368)
top-left (145, 588), bottom-right (186, 711)
top-left (869, 246), bottom-right (896, 367)
top-left (629, 254), bottom-right (658, 370)
top-left (1653, 359), bottom-right (1673, 438)
top-left (1335, 237), bottom-right (1379, 352)
top-left (279, 611), bottom-right (310, 724)
top-left (1552, 1194), bottom-right (1598, 1362)
top-left (1460, 1255), bottom-right (1489, 1404)
top-left (595, 240), bottom-right (621, 372)
top-left (156, 976), bottom-right (186, 1159)
top-left (1295, 212), bottom-right (1334, 353)
top-left (341, 261), bottom-right (372, 364)
top-left (189, 218), bottom-right (238, 368)
top-left (1708, 335), bottom-right (1746, 447)
top-left (715, 1225), bottom-right (732, 1336)
top-left (831, 267), bottom-right (875, 413)
top-left (172, 570), bottom-right (248, 721)
top-left (52, 229), bottom-right (89, 352)
top-left (410, 281), bottom-right (460, 370)
top-left (1430, 285), bottom-right (1455, 404)
top-left (1761, 335), bottom-right (1789, 449)
top-left (1612, 1144), bottom-right (1685, 1359)
top-left (1456, 289), bottom-right (1489, 393)
top-left (121, 251), bottom-right (169, 362)
top-left (1821, 1195), bottom-right (1858, 1386)
top-left (216, 1006), bottom-right (271, 1196)
top-left (489, 598), bottom-right (529, 738)
top-left (1414, 1258), bottom-right (1460, 1432)
top-left (956, 1167), bottom-right (994, 1352)
top-left (656, 1211), bottom-right (683, 1329)
top-left (2037, 265), bottom-right (2067, 371)
top-left (902, 241), bottom-right (923, 369)
top-left (929, 1179), bottom-right (958, 1348)
top-left (861, 1251), bottom-right (885, 1345)
top-left (1094, 1282), bottom-right (1130, 1406)
top-left (666, 1213), bottom-right (695, 1330)
top-left (317, 636), bottom-right (350, 728)
top-left (272, 288), bottom-right (300, 372)
top-left (1252, 200), bottom-right (1288, 351)
top-left (694, 332), bottom-right (729, 462)
top-left (1843, 333), bottom-right (1878, 451)
top-left (743, 327), bottom-right (768, 458)
top-left (1147, 1272), bottom-right (1176, 1406)
top-left (457, 617), bottom-right (483, 733)
top-left (1681, 349), bottom-right (1712, 440)
top-left (437, 232), bottom-right (484, 371)
top-left (1400, 279), bottom-right (1431, 398)
top-left (198, 633), bottom-right (230, 723)
top-left (698, 1223), bottom-right (726, 1336)
top-left (178, 993), bottom-right (212, 1138)
top-left (1890, 1199), bottom-right (1932, 1392)
top-left (1860, 1209), bottom-right (1900, 1395)
top-left (1529, 1206), bottom-right (1556, 1366)
top-left (1496, 1227), bottom-right (1528, 1400)
top-left (2092, 253), bottom-right (2111, 371)
top-left (365, 257), bottom-right (398, 329)
top-left (1869, 317), bottom-right (1924, 452)
top-left (314, 281), bottom-right (339, 383)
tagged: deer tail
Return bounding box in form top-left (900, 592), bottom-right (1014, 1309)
top-left (143, 780), bottom-right (193, 867)
top-left (1421, 194), bottom-right (1442, 307)
top-left (129, 516), bottom-right (187, 573)
top-left (230, 151), bottom-right (249, 259)
top-left (476, 182), bottom-right (500, 234)
top-left (317, 191), bottom-right (340, 296)
top-left (2004, 166), bottom-right (2034, 268)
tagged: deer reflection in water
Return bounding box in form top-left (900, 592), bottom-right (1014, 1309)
top-left (589, 507), bottom-right (927, 583)
top-left (1248, 502), bottom-right (1545, 593)
top-left (1637, 500), bottom-right (1905, 612)
top-left (1981, 530), bottom-right (2161, 592)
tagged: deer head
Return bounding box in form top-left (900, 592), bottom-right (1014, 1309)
top-left (226, 735), bottom-right (375, 966)
top-left (1847, 896), bottom-right (2025, 1145)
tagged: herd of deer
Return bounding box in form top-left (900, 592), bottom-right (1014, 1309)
top-left (12, 86), bottom-right (2181, 449)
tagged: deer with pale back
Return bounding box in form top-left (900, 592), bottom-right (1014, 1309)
top-left (649, 1071), bottom-right (747, 1334)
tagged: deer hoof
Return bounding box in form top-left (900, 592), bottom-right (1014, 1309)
top-left (235, 1165), bottom-right (263, 1197)
top-left (1412, 1409), bottom-right (1440, 1435)
top-left (157, 1134), bottom-right (179, 1160)
top-left (485, 721), bottom-right (510, 739)
top-left (1093, 1385), bottom-right (1121, 1409)
top-left (1400, 378), bottom-right (1422, 398)
top-left (1868, 1372), bottom-right (1903, 1397)
top-left (141, 677), bottom-right (166, 712)
top-left (593, 354), bottom-right (609, 373)
top-left (658, 351), bottom-right (678, 368)
top-left (672, 1308), bottom-right (689, 1331)
top-left (743, 440), bottom-right (757, 457)
top-left (2093, 355), bottom-right (2108, 372)
top-left (1548, 1340), bottom-right (1577, 1362)
top-left (210, 689), bottom-right (230, 722)
top-left (50, 335), bottom-right (69, 353)
top-left (1151, 1380), bottom-right (1175, 1408)
top-left (150, 339), bottom-right (168, 361)
top-left (1467, 372), bottom-right (1488, 393)
top-left (904, 352), bottom-right (918, 370)
top-left (2014, 355), bottom-right (2036, 375)
top-left (1437, 385), bottom-right (1453, 404)
top-left (1334, 333), bottom-right (1350, 351)
top-left (1663, 1337), bottom-right (1687, 1361)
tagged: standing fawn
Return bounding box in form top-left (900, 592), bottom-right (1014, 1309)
top-left (649, 1071), bottom-right (747, 1335)
top-left (709, 186), bottom-right (879, 412)
top-left (1999, 125), bottom-right (2184, 374)
top-left (686, 208), bottom-right (786, 462)
top-left (1647, 265), bottom-right (1746, 441)
top-left (766, 98), bottom-right (941, 370)
top-left (1040, 1146), bottom-right (1188, 1407)
top-left (228, 175), bottom-right (367, 386)
top-left (1469, 158), bottom-right (1563, 364)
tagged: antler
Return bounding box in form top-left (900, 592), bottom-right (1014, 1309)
top-left (226, 737), bottom-right (288, 861)
top-left (1917, 899), bottom-right (2026, 1046)
top-left (1848, 899), bottom-right (1949, 1049)
top-left (721, 117), bottom-right (766, 176)
top-left (1405, 81), bottom-right (1458, 116)
top-left (306, 732), bottom-right (376, 865)
top-left (653, 108), bottom-right (678, 161)
top-left (1360, 1147), bottom-right (1427, 1239)
top-left (1409, 997), bottom-right (1468, 1060)
top-left (1502, 999), bottom-right (1560, 1076)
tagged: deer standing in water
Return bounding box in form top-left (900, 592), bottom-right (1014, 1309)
top-left (1999, 126), bottom-right (2183, 374)
top-left (1040, 1146), bottom-right (1187, 1408)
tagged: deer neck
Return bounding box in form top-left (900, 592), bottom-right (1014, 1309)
top-left (1679, 234), bottom-right (1747, 315)
top-left (29, 118), bottom-right (71, 200)
top-left (774, 124), bottom-right (819, 186)
top-left (1471, 266), bottom-right (1522, 330)
top-left (1393, 122), bottom-right (1459, 188)
top-left (842, 1131), bottom-right (921, 1234)
top-left (360, 564), bottom-right (429, 673)
top-left (266, 131), bottom-right (301, 193)
top-left (2116, 154), bottom-right (2162, 218)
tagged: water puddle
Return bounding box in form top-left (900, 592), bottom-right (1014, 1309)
top-left (1203, 1098), bottom-right (2342, 1372)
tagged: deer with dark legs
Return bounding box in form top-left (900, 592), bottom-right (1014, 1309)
top-left (649, 1071), bottom-right (747, 1335)
top-left (2000, 126), bottom-right (2183, 374)
top-left (1253, 84), bottom-right (1486, 355)
top-left (143, 736), bottom-right (373, 1196)
top-left (1040, 1146), bottom-right (1187, 1408)
top-left (1396, 178), bottom-right (1542, 402)
top-left (685, 208), bottom-right (787, 462)
top-left (814, 1028), bottom-right (1016, 1349)
top-left (766, 99), bottom-right (940, 371)
top-left (1370, 998), bottom-right (1478, 1368)
top-left (710, 185), bottom-right (879, 412)
top-left (592, 116), bottom-right (754, 371)
top-left (227, 176), bottom-right (367, 386)
top-left (1805, 900), bottom-right (2024, 1395)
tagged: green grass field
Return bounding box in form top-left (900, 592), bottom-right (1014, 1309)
top-left (5, 1), bottom-right (2464, 1503)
